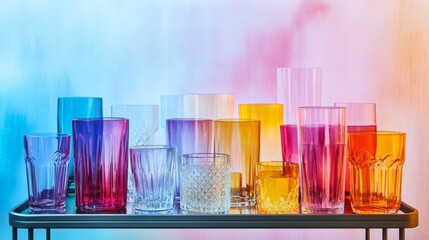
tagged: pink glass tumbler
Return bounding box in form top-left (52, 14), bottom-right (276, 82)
top-left (73, 118), bottom-right (129, 213)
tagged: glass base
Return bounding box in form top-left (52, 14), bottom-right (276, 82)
top-left (76, 205), bottom-right (126, 213)
top-left (301, 205), bottom-right (344, 214)
top-left (30, 205), bottom-right (65, 214)
top-left (230, 196), bottom-right (256, 208)
top-left (351, 205), bottom-right (399, 214)
top-left (133, 201), bottom-right (173, 213)
top-left (180, 207), bottom-right (229, 214)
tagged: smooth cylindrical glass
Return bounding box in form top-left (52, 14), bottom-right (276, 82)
top-left (334, 103), bottom-right (377, 194)
top-left (298, 107), bottom-right (347, 214)
top-left (348, 131), bottom-right (405, 214)
top-left (256, 161), bottom-right (299, 214)
top-left (214, 119), bottom-right (260, 207)
top-left (167, 119), bottom-right (213, 199)
top-left (184, 94), bottom-right (234, 120)
top-left (73, 118), bottom-right (129, 213)
top-left (24, 133), bottom-right (70, 213)
top-left (57, 97), bottom-right (103, 194)
top-left (111, 104), bottom-right (160, 202)
top-left (180, 153), bottom-right (231, 214)
top-left (130, 146), bottom-right (175, 212)
top-left (277, 68), bottom-right (322, 166)
top-left (277, 67), bottom-right (322, 124)
top-left (239, 104), bottom-right (283, 162)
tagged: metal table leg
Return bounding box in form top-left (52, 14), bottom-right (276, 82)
top-left (399, 228), bottom-right (405, 240)
top-left (12, 227), bottom-right (18, 240)
top-left (382, 228), bottom-right (388, 240)
top-left (365, 228), bottom-right (370, 240)
top-left (46, 228), bottom-right (51, 240)
top-left (28, 228), bottom-right (34, 240)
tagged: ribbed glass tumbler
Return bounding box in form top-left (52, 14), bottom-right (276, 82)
top-left (57, 97), bottom-right (102, 194)
top-left (111, 104), bottom-right (159, 203)
top-left (298, 107), bottom-right (347, 214)
top-left (130, 146), bottom-right (175, 212)
top-left (167, 119), bottom-right (213, 200)
top-left (73, 118), bottom-right (129, 213)
top-left (24, 133), bottom-right (70, 213)
top-left (214, 119), bottom-right (260, 207)
top-left (180, 153), bottom-right (231, 214)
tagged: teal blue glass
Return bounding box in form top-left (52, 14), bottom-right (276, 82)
top-left (57, 97), bottom-right (103, 194)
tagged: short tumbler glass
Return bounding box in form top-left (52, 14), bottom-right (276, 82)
top-left (24, 133), bottom-right (70, 213)
top-left (130, 145), bottom-right (176, 212)
top-left (180, 153), bottom-right (231, 214)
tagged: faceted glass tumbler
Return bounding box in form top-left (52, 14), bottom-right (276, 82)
top-left (130, 146), bottom-right (175, 212)
top-left (24, 133), bottom-right (70, 213)
top-left (180, 153), bottom-right (231, 214)
top-left (57, 97), bottom-right (102, 194)
top-left (111, 104), bottom-right (160, 203)
top-left (73, 117), bottom-right (129, 213)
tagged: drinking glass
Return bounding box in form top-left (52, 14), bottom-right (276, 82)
top-left (180, 153), bottom-right (231, 214)
top-left (348, 131), bottom-right (405, 214)
top-left (214, 119), bottom-right (260, 207)
top-left (239, 104), bottom-right (283, 162)
top-left (256, 161), bottom-right (299, 214)
top-left (166, 119), bottom-right (213, 200)
top-left (111, 104), bottom-right (159, 202)
top-left (24, 133), bottom-right (70, 213)
top-left (277, 68), bottom-right (322, 165)
top-left (73, 118), bottom-right (128, 213)
top-left (298, 106), bottom-right (347, 214)
top-left (335, 102), bottom-right (377, 195)
top-left (57, 97), bottom-right (103, 194)
top-left (130, 146), bottom-right (175, 212)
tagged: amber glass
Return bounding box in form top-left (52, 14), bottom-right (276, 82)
top-left (238, 104), bottom-right (283, 162)
top-left (256, 161), bottom-right (299, 214)
top-left (348, 131), bottom-right (406, 214)
top-left (214, 119), bottom-right (260, 207)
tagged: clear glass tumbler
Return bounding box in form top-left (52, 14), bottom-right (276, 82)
top-left (348, 131), bottom-right (405, 214)
top-left (298, 106), bottom-right (347, 214)
top-left (180, 153), bottom-right (231, 214)
top-left (24, 133), bottom-right (70, 213)
top-left (57, 97), bottom-right (102, 194)
top-left (111, 104), bottom-right (159, 202)
top-left (214, 119), bottom-right (260, 207)
top-left (130, 145), bottom-right (175, 212)
top-left (73, 117), bottom-right (129, 213)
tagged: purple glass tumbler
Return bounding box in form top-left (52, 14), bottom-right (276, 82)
top-left (298, 107), bottom-right (347, 214)
top-left (24, 133), bottom-right (70, 213)
top-left (166, 119), bottom-right (213, 200)
top-left (73, 118), bottom-right (129, 213)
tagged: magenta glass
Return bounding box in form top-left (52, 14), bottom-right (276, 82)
top-left (278, 68), bottom-right (322, 166)
top-left (73, 118), bottom-right (129, 213)
top-left (298, 107), bottom-right (347, 214)
top-left (24, 133), bottom-right (70, 213)
top-left (334, 103), bottom-right (377, 194)
top-left (166, 119), bottom-right (213, 200)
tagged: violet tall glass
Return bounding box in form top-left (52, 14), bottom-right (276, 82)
top-left (298, 106), bottom-right (347, 214)
top-left (57, 97), bottom-right (103, 194)
top-left (73, 118), bottom-right (129, 213)
top-left (166, 119), bottom-right (213, 200)
top-left (24, 133), bottom-right (70, 213)
top-left (277, 68), bottom-right (322, 165)
top-left (334, 103), bottom-right (377, 195)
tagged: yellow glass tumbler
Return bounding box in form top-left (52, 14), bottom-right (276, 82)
top-left (256, 161), bottom-right (299, 214)
top-left (348, 131), bottom-right (406, 214)
top-left (238, 104), bottom-right (283, 162)
top-left (214, 119), bottom-right (260, 207)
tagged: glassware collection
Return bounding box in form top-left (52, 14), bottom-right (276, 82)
top-left (24, 68), bottom-right (406, 216)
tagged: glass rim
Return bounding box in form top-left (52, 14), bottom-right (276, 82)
top-left (24, 133), bottom-right (70, 138)
top-left (58, 97), bottom-right (102, 100)
top-left (130, 145), bottom-right (175, 151)
top-left (334, 102), bottom-right (376, 106)
top-left (215, 118), bottom-right (260, 123)
top-left (166, 118), bottom-right (212, 122)
top-left (298, 106), bottom-right (346, 110)
top-left (348, 131), bottom-right (405, 136)
top-left (187, 93), bottom-right (234, 97)
top-left (182, 153), bottom-right (229, 159)
top-left (238, 103), bottom-right (283, 107)
top-left (72, 117), bottom-right (128, 122)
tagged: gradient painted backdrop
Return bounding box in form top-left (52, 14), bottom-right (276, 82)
top-left (1, 0), bottom-right (428, 239)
